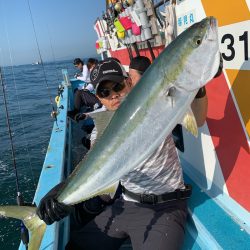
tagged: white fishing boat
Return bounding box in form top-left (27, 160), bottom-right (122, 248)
top-left (31, 61), bottom-right (41, 65)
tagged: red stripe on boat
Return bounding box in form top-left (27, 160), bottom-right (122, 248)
top-left (206, 74), bottom-right (250, 211)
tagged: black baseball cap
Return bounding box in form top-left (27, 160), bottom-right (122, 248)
top-left (90, 58), bottom-right (128, 91)
top-left (73, 58), bottom-right (83, 65)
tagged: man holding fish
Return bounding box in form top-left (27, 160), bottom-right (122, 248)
top-left (39, 17), bottom-right (222, 249)
top-left (0, 17), bottom-right (222, 250)
top-left (65, 55), bottom-right (209, 249)
top-left (39, 53), bottom-right (220, 250)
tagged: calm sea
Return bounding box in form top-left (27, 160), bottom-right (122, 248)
top-left (0, 60), bottom-right (76, 249)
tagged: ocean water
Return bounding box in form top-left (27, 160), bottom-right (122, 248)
top-left (0, 60), bottom-right (76, 249)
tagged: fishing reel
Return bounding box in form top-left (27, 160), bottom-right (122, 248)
top-left (51, 110), bottom-right (59, 119)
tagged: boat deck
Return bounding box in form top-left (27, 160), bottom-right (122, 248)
top-left (19, 77), bottom-right (250, 249)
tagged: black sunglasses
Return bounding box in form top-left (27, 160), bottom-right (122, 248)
top-left (97, 82), bottom-right (126, 98)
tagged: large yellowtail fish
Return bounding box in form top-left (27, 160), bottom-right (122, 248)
top-left (0, 16), bottom-right (220, 249)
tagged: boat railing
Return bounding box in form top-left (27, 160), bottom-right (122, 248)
top-left (19, 69), bottom-right (72, 250)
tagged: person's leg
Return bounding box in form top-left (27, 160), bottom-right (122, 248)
top-left (127, 200), bottom-right (188, 250)
top-left (67, 199), bottom-right (129, 250)
top-left (74, 90), bottom-right (84, 111)
top-left (68, 90), bottom-right (93, 120)
top-left (69, 89), bottom-right (89, 113)
top-left (67, 90), bottom-right (82, 120)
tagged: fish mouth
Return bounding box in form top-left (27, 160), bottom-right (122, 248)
top-left (209, 16), bottom-right (217, 28)
top-left (206, 17), bottom-right (218, 41)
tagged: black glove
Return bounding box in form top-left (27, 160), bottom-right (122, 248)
top-left (36, 182), bottom-right (73, 225)
top-left (75, 113), bottom-right (87, 122)
top-left (73, 196), bottom-right (110, 226)
top-left (82, 196), bottom-right (109, 214)
top-left (214, 53), bottom-right (223, 78)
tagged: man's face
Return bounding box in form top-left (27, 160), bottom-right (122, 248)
top-left (96, 79), bottom-right (131, 111)
top-left (128, 68), bottom-right (142, 87)
top-left (74, 63), bottom-right (83, 71)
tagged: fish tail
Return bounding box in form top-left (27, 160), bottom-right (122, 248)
top-left (0, 205), bottom-right (46, 250)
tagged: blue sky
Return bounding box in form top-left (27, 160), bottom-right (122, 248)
top-left (0, 0), bottom-right (105, 65)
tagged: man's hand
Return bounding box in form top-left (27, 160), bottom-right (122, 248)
top-left (36, 182), bottom-right (73, 225)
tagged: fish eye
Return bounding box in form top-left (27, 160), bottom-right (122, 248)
top-left (196, 39), bottom-right (201, 45)
top-left (193, 36), bottom-right (202, 47)
top-left (165, 86), bottom-right (176, 97)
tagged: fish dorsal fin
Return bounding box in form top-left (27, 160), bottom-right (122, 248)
top-left (0, 205), bottom-right (46, 250)
top-left (181, 108), bottom-right (198, 137)
top-left (90, 110), bottom-right (115, 142)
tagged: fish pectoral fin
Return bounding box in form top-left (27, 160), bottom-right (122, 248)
top-left (181, 108), bottom-right (198, 137)
top-left (0, 205), bottom-right (46, 250)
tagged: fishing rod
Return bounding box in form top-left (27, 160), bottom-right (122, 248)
top-left (47, 24), bottom-right (61, 84)
top-left (0, 67), bottom-right (29, 249)
top-left (27, 0), bottom-right (59, 126)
